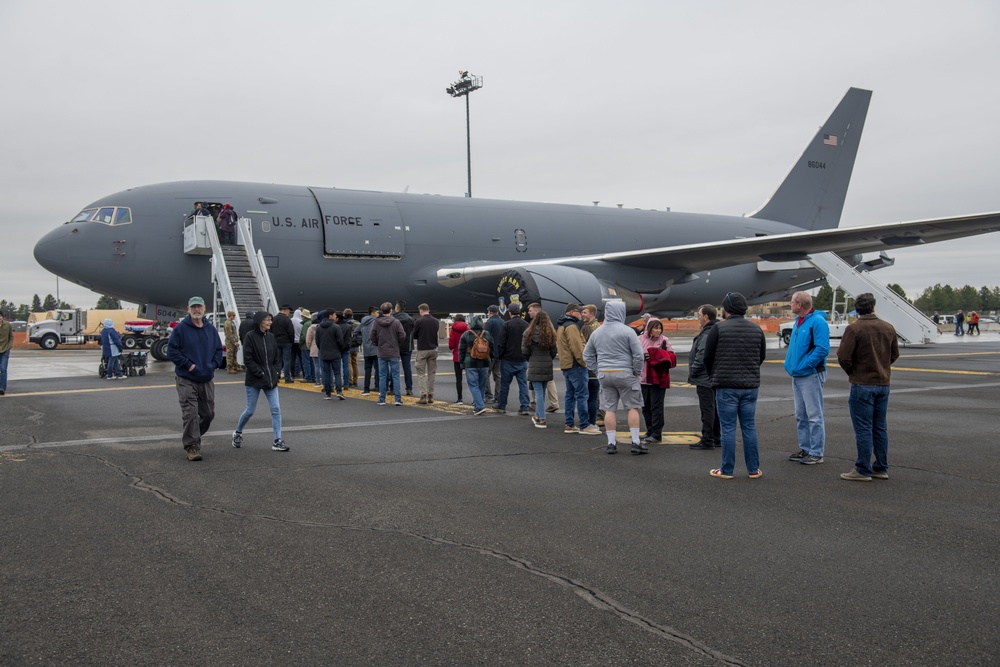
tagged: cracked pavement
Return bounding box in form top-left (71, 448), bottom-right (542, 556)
top-left (1, 342), bottom-right (998, 665)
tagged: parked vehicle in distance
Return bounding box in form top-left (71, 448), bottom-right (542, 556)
top-left (778, 313), bottom-right (850, 346)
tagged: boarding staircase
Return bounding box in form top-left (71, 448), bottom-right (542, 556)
top-left (196, 216), bottom-right (278, 333)
top-left (808, 252), bottom-right (938, 344)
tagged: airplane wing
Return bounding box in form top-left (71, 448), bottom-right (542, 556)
top-left (437, 212), bottom-right (1000, 286)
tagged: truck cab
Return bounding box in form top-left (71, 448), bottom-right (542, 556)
top-left (28, 309), bottom-right (89, 350)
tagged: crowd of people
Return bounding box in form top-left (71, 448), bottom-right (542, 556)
top-left (163, 290), bottom-right (899, 484)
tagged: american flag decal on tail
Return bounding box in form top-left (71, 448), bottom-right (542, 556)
top-left (823, 133), bottom-right (838, 146)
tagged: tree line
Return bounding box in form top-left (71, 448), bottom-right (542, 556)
top-left (0, 294), bottom-right (122, 321)
top-left (812, 283), bottom-right (999, 316)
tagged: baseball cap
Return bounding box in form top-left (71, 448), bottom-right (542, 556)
top-left (188, 296), bottom-right (206, 307)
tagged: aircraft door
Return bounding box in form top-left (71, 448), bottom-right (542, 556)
top-left (310, 188), bottom-right (405, 259)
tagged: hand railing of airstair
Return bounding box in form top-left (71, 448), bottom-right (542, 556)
top-left (237, 217), bottom-right (279, 316)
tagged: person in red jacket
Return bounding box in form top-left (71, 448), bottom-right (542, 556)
top-left (639, 318), bottom-right (677, 445)
top-left (448, 314), bottom-right (469, 404)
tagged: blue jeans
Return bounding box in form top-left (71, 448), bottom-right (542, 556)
top-left (300, 348), bottom-right (314, 382)
top-left (562, 366), bottom-right (590, 428)
top-left (497, 360), bottom-right (529, 411)
top-left (378, 357), bottom-right (401, 403)
top-left (236, 386), bottom-right (282, 438)
top-left (341, 351), bottom-right (351, 388)
top-left (849, 384), bottom-right (890, 476)
top-left (0, 349), bottom-right (8, 392)
top-left (106, 355), bottom-right (123, 378)
top-left (312, 357), bottom-right (322, 385)
top-left (533, 381), bottom-right (547, 419)
top-left (715, 387), bottom-right (760, 476)
top-left (955, 321), bottom-right (964, 335)
top-left (792, 371), bottom-right (826, 456)
top-left (322, 357), bottom-right (343, 396)
top-left (465, 367), bottom-right (489, 411)
top-left (278, 343), bottom-right (294, 382)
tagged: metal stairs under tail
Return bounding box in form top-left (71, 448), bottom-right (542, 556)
top-left (808, 252), bottom-right (938, 344)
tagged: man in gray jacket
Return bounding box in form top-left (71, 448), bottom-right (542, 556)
top-left (687, 304), bottom-right (720, 450)
top-left (583, 300), bottom-right (645, 455)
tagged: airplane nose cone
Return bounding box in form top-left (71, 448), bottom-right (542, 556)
top-left (34, 225), bottom-right (91, 288)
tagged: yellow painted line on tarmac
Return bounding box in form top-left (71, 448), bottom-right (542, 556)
top-left (614, 431), bottom-right (701, 445)
top-left (2, 380), bottom-right (246, 398)
top-left (891, 367), bottom-right (1000, 376)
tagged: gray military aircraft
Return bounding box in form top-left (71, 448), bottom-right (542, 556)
top-left (33, 87), bottom-right (1000, 322)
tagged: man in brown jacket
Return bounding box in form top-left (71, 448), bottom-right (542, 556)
top-left (556, 303), bottom-right (598, 435)
top-left (836, 293), bottom-right (899, 482)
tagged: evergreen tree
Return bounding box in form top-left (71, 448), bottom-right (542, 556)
top-left (887, 284), bottom-right (909, 302)
top-left (813, 285), bottom-right (834, 311)
top-left (31, 294), bottom-right (42, 312)
top-left (16, 304), bottom-right (30, 321)
top-left (96, 294), bottom-right (122, 310)
top-left (42, 294), bottom-right (59, 310)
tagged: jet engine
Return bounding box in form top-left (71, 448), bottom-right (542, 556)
top-left (495, 266), bottom-right (643, 317)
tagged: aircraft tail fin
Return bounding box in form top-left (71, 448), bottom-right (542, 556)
top-left (750, 87), bottom-right (872, 230)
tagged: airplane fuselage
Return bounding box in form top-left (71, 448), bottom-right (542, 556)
top-left (34, 180), bottom-right (818, 316)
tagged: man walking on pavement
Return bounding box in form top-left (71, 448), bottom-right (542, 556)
top-left (167, 296), bottom-right (225, 461)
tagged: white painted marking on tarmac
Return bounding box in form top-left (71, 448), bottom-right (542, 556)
top-left (0, 415), bottom-right (476, 452)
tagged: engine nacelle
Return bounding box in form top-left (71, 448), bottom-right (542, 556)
top-left (495, 265), bottom-right (643, 318)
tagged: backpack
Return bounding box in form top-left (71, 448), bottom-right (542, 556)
top-left (350, 320), bottom-right (362, 348)
top-left (470, 330), bottom-right (490, 360)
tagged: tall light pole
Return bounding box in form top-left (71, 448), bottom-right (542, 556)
top-left (445, 71), bottom-right (483, 197)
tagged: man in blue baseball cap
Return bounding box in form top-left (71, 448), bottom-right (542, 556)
top-left (167, 296), bottom-right (225, 461)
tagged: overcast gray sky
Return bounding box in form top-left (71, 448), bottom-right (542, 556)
top-left (2, 0), bottom-right (998, 309)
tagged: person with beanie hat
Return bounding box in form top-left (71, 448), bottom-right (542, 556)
top-left (703, 292), bottom-right (766, 479)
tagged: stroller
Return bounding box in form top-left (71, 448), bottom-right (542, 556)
top-left (98, 350), bottom-right (148, 378)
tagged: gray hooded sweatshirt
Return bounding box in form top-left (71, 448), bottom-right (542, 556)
top-left (582, 301), bottom-right (644, 375)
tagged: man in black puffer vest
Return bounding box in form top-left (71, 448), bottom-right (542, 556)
top-left (703, 292), bottom-right (766, 480)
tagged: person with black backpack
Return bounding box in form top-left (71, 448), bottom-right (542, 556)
top-left (458, 315), bottom-right (495, 416)
top-left (343, 308), bottom-right (362, 387)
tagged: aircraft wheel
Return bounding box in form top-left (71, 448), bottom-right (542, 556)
top-left (142, 336), bottom-right (154, 349)
top-left (150, 338), bottom-right (169, 362)
top-left (40, 334), bottom-right (59, 350)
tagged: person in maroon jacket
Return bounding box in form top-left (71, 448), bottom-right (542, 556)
top-left (638, 318), bottom-right (677, 445)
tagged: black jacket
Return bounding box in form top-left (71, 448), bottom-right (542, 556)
top-left (316, 319), bottom-right (346, 360)
top-left (497, 317), bottom-right (529, 362)
top-left (393, 311), bottom-right (415, 353)
top-left (271, 312), bottom-right (296, 345)
top-left (242, 314), bottom-right (280, 389)
top-left (704, 315), bottom-right (766, 389)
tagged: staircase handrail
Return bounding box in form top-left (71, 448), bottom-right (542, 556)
top-left (238, 217), bottom-right (279, 315)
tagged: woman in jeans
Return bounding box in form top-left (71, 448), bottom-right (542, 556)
top-left (232, 311), bottom-right (289, 451)
top-left (522, 311), bottom-right (557, 428)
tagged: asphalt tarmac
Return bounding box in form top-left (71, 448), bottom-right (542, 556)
top-left (2, 335), bottom-right (998, 666)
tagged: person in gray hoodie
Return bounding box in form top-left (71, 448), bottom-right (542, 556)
top-left (583, 300), bottom-right (645, 455)
top-left (370, 302), bottom-right (406, 406)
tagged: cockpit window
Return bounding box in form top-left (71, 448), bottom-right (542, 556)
top-left (114, 208), bottom-right (132, 225)
top-left (70, 206), bottom-right (133, 225)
